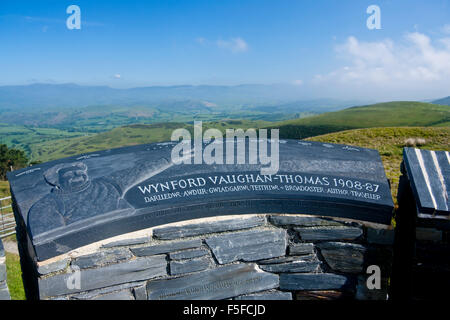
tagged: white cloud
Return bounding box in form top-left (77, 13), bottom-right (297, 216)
top-left (216, 37), bottom-right (248, 53)
top-left (442, 24), bottom-right (450, 34)
top-left (293, 79), bottom-right (304, 86)
top-left (313, 31), bottom-right (450, 99)
top-left (113, 74), bottom-right (121, 79)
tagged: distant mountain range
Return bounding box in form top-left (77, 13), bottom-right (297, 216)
top-left (0, 83), bottom-right (368, 111)
top-left (432, 96), bottom-right (450, 106)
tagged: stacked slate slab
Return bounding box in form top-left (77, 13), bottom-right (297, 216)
top-left (6, 140), bottom-right (395, 300)
top-left (393, 148), bottom-right (450, 300)
top-left (0, 238), bottom-right (11, 300)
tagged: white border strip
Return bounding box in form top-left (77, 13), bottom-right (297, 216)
top-left (415, 148), bottom-right (437, 212)
top-left (430, 151), bottom-right (448, 210)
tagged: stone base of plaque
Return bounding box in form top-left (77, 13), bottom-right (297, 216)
top-left (393, 168), bottom-right (450, 300)
top-left (17, 214), bottom-right (394, 300)
top-left (0, 238), bottom-right (11, 300)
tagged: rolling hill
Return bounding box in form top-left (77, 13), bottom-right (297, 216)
top-left (27, 101), bottom-right (450, 162)
top-left (267, 101), bottom-right (450, 139)
top-left (432, 96), bottom-right (450, 106)
top-left (29, 120), bottom-right (270, 162)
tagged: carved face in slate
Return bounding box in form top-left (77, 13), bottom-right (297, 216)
top-left (46, 162), bottom-right (89, 192)
top-left (26, 162), bottom-right (134, 236)
top-left (59, 166), bottom-right (88, 190)
top-left (26, 155), bottom-right (173, 237)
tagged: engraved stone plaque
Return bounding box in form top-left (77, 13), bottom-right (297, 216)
top-left (7, 139), bottom-right (394, 261)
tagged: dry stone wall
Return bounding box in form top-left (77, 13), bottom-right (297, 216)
top-left (33, 214), bottom-right (394, 300)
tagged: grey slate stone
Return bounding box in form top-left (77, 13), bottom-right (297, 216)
top-left (39, 255), bottom-right (167, 298)
top-left (131, 239), bottom-right (202, 257)
top-left (258, 254), bottom-right (317, 265)
top-left (93, 289), bottom-right (134, 300)
top-left (259, 261), bottom-right (321, 273)
top-left (279, 273), bottom-right (352, 291)
top-left (48, 296), bottom-right (68, 300)
top-left (205, 229), bottom-right (286, 264)
top-left (317, 242), bottom-right (366, 273)
top-left (270, 215), bottom-right (343, 227)
top-left (146, 263), bottom-right (279, 300)
top-left (235, 291), bottom-right (292, 300)
top-left (72, 248), bottom-right (133, 269)
top-left (0, 264), bottom-right (6, 283)
top-left (288, 243), bottom-right (315, 255)
top-left (367, 228), bottom-right (395, 245)
top-left (154, 216), bottom-right (266, 240)
top-left (170, 256), bottom-right (211, 275)
top-left (169, 247), bottom-right (210, 260)
top-left (0, 286), bottom-right (10, 300)
top-left (70, 281), bottom-right (146, 300)
top-left (133, 285), bottom-right (147, 300)
top-left (37, 258), bottom-right (70, 275)
top-left (0, 242), bottom-right (7, 300)
top-left (295, 226), bottom-right (363, 241)
top-left (102, 237), bottom-right (149, 248)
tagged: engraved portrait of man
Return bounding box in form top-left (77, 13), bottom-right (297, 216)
top-left (27, 157), bottom-right (171, 236)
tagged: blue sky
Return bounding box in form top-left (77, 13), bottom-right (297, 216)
top-left (1, 0), bottom-right (450, 100)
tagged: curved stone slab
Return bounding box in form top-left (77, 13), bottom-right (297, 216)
top-left (7, 139), bottom-right (393, 261)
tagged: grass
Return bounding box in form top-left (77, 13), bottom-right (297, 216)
top-left (0, 180), bottom-right (10, 198)
top-left (5, 251), bottom-right (25, 300)
top-left (1, 182), bottom-right (25, 300)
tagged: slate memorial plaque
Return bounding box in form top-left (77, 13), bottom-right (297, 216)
top-left (7, 139), bottom-right (394, 262)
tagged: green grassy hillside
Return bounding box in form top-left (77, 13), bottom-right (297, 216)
top-left (29, 101), bottom-right (450, 163)
top-left (0, 123), bottom-right (89, 156)
top-left (268, 101), bottom-right (450, 139)
top-left (5, 101), bottom-right (448, 163)
top-left (306, 127), bottom-right (450, 203)
top-left (31, 120), bottom-right (270, 162)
